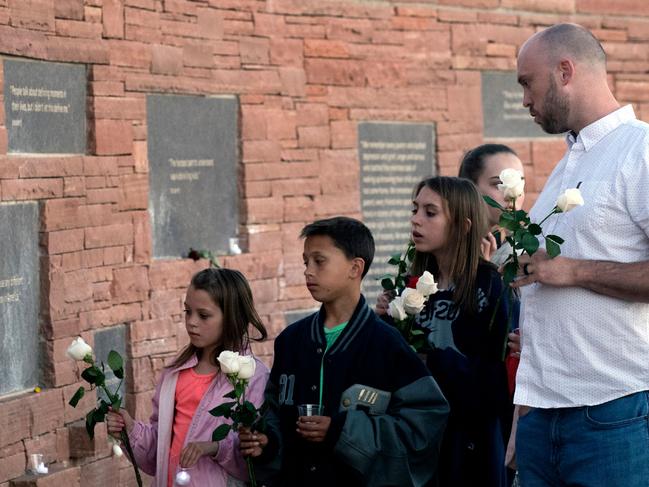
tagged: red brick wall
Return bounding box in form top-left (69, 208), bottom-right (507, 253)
top-left (1, 1), bottom-right (648, 485)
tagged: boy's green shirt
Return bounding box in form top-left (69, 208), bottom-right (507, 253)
top-left (319, 322), bottom-right (347, 407)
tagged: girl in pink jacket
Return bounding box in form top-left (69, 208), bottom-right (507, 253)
top-left (107, 268), bottom-right (269, 487)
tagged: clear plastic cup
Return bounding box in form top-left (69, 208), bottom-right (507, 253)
top-left (28, 453), bottom-right (48, 475)
top-left (297, 404), bottom-right (324, 417)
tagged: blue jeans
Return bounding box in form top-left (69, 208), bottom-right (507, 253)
top-left (516, 391), bottom-right (649, 486)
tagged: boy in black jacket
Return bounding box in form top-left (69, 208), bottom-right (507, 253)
top-left (240, 216), bottom-right (449, 487)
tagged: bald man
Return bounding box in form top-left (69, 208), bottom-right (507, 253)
top-left (510, 24), bottom-right (649, 486)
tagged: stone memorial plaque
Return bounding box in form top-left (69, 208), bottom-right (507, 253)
top-left (284, 309), bottom-right (318, 327)
top-left (482, 71), bottom-right (553, 138)
top-left (0, 202), bottom-right (40, 396)
top-left (359, 122), bottom-right (436, 302)
top-left (147, 94), bottom-right (239, 259)
top-left (94, 325), bottom-right (126, 403)
top-left (3, 58), bottom-right (87, 153)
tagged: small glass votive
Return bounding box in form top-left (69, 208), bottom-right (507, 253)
top-left (175, 466), bottom-right (192, 486)
top-left (297, 404), bottom-right (324, 417)
top-left (28, 453), bottom-right (48, 475)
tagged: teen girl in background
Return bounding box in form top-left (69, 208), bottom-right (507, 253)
top-left (459, 145), bottom-right (526, 478)
top-left (377, 176), bottom-right (511, 486)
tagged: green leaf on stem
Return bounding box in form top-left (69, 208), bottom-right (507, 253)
top-left (381, 278), bottom-right (395, 291)
top-left (513, 227), bottom-right (526, 242)
top-left (69, 386), bottom-right (85, 407)
top-left (86, 409), bottom-right (98, 438)
top-left (388, 253), bottom-right (402, 265)
top-left (112, 397), bottom-right (121, 411)
top-left (411, 335), bottom-right (427, 352)
top-left (528, 224), bottom-right (542, 236)
top-left (209, 402), bottom-right (237, 418)
top-left (547, 234), bottom-right (564, 245)
top-left (406, 244), bottom-right (416, 261)
top-left (545, 235), bottom-right (562, 258)
top-left (499, 213), bottom-right (519, 232)
top-left (483, 195), bottom-right (505, 210)
top-left (503, 261), bottom-right (518, 286)
top-left (395, 275), bottom-right (405, 289)
top-left (107, 350), bottom-right (124, 379)
top-left (212, 424), bottom-right (231, 442)
top-left (81, 366), bottom-right (106, 386)
top-left (235, 382), bottom-right (245, 399)
top-left (224, 390), bottom-right (237, 399)
top-left (514, 210), bottom-right (528, 224)
top-left (398, 261), bottom-right (407, 274)
top-left (238, 402), bottom-right (258, 427)
top-left (520, 232), bottom-right (540, 255)
top-left (97, 400), bottom-right (110, 416)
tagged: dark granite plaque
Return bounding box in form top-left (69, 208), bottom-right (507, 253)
top-left (359, 122), bottom-right (436, 302)
top-left (284, 309), bottom-right (318, 327)
top-left (147, 94), bottom-right (239, 259)
top-left (482, 71), bottom-right (553, 138)
top-left (3, 58), bottom-right (87, 154)
top-left (94, 325), bottom-right (126, 404)
top-left (0, 202), bottom-right (40, 396)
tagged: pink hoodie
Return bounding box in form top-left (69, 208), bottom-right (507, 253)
top-left (127, 354), bottom-right (269, 487)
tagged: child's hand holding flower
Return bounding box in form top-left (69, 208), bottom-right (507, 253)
top-left (211, 351), bottom-right (263, 487)
top-left (65, 337), bottom-right (143, 487)
top-left (384, 268), bottom-right (439, 352)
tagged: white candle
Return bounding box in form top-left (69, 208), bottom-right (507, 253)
top-left (175, 469), bottom-right (191, 486)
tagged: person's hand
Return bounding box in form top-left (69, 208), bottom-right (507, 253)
top-left (296, 415), bottom-right (331, 442)
top-left (179, 441), bottom-right (219, 468)
top-left (106, 407), bottom-right (135, 439)
top-left (239, 427), bottom-right (268, 458)
top-left (511, 250), bottom-right (576, 288)
top-left (508, 329), bottom-right (521, 356)
top-left (375, 290), bottom-right (396, 316)
top-left (505, 405), bottom-right (520, 469)
top-left (481, 232), bottom-right (498, 261)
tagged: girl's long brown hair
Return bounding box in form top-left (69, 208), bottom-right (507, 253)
top-left (170, 268), bottom-right (268, 369)
top-left (411, 176), bottom-right (489, 316)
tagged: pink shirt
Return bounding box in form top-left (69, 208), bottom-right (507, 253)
top-left (168, 368), bottom-right (216, 487)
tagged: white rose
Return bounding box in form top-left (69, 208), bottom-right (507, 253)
top-left (112, 443), bottom-right (123, 457)
top-left (416, 271), bottom-right (438, 297)
top-left (497, 169), bottom-right (525, 200)
top-left (499, 168), bottom-right (523, 187)
top-left (388, 296), bottom-right (408, 321)
top-left (217, 351), bottom-right (240, 374)
top-left (237, 355), bottom-right (256, 380)
top-left (498, 179), bottom-right (525, 199)
top-left (401, 288), bottom-right (426, 315)
top-left (556, 188), bottom-right (584, 213)
top-left (66, 337), bottom-right (93, 361)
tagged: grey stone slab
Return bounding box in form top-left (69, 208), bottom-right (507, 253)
top-left (94, 325), bottom-right (126, 404)
top-left (482, 70), bottom-right (554, 138)
top-left (284, 309), bottom-right (318, 327)
top-left (3, 58), bottom-right (87, 154)
top-left (147, 94), bottom-right (239, 259)
top-left (358, 122), bottom-right (436, 303)
top-left (0, 202), bottom-right (40, 396)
